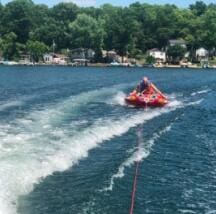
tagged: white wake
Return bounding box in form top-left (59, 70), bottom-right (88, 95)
top-left (102, 124), bottom-right (174, 192)
top-left (0, 87), bottom-right (198, 214)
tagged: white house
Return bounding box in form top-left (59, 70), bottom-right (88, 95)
top-left (196, 48), bottom-right (208, 60)
top-left (44, 53), bottom-right (68, 65)
top-left (148, 48), bottom-right (166, 63)
top-left (44, 53), bottom-right (53, 64)
top-left (53, 54), bottom-right (68, 65)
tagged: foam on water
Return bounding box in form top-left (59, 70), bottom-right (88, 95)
top-left (101, 97), bottom-right (204, 192)
top-left (107, 91), bottom-right (127, 106)
top-left (186, 99), bottom-right (204, 106)
top-left (191, 89), bottom-right (211, 97)
top-left (0, 95), bottom-right (39, 112)
top-left (178, 209), bottom-right (196, 214)
top-left (0, 100), bottom-right (24, 111)
top-left (25, 83), bottom-right (132, 126)
top-left (102, 124), bottom-right (174, 192)
top-left (0, 88), bottom-right (199, 214)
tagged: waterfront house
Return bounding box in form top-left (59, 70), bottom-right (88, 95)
top-left (69, 48), bottom-right (95, 66)
top-left (53, 54), bottom-right (68, 65)
top-left (102, 50), bottom-right (131, 64)
top-left (107, 50), bottom-right (117, 61)
top-left (43, 53), bottom-right (68, 65)
top-left (148, 48), bottom-right (166, 63)
top-left (196, 47), bottom-right (208, 61)
top-left (73, 59), bottom-right (89, 66)
top-left (70, 48), bottom-right (95, 61)
top-left (44, 53), bottom-right (53, 64)
top-left (19, 54), bottom-right (32, 65)
top-left (102, 50), bottom-right (118, 63)
top-left (70, 48), bottom-right (85, 60)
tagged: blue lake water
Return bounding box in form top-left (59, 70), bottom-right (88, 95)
top-left (0, 66), bottom-right (216, 214)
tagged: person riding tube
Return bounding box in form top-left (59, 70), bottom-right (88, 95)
top-left (135, 76), bottom-right (167, 98)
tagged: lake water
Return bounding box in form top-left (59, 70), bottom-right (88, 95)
top-left (0, 66), bottom-right (216, 214)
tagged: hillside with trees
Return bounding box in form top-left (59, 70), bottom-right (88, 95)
top-left (0, 0), bottom-right (215, 62)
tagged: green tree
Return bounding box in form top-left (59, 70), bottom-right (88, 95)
top-left (1, 0), bottom-right (34, 43)
top-left (190, 1), bottom-right (207, 16)
top-left (51, 3), bottom-right (78, 24)
top-left (0, 0), bottom-right (215, 63)
top-left (154, 5), bottom-right (178, 49)
top-left (0, 32), bottom-right (18, 60)
top-left (145, 55), bottom-right (156, 64)
top-left (167, 45), bottom-right (186, 63)
top-left (69, 14), bottom-right (105, 60)
top-left (26, 40), bottom-right (48, 62)
top-left (30, 4), bottom-right (50, 28)
top-left (199, 8), bottom-right (216, 50)
top-left (29, 18), bottom-right (66, 49)
top-left (102, 5), bottom-right (140, 60)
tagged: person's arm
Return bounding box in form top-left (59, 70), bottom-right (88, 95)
top-left (151, 83), bottom-right (167, 99)
top-left (135, 84), bottom-right (140, 92)
top-left (130, 84), bottom-right (139, 95)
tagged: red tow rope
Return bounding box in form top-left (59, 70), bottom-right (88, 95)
top-left (129, 159), bottom-right (140, 214)
top-left (129, 128), bottom-right (142, 214)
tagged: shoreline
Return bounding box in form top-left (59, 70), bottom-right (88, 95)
top-left (0, 62), bottom-right (215, 69)
top-left (0, 63), bottom-right (216, 69)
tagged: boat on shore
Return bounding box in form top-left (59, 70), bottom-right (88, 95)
top-left (0, 61), bottom-right (19, 66)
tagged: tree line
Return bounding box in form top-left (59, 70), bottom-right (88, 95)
top-left (0, 0), bottom-right (216, 62)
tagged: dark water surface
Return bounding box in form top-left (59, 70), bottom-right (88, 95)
top-left (0, 66), bottom-right (215, 214)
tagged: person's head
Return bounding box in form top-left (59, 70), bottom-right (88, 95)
top-left (143, 77), bottom-right (148, 83)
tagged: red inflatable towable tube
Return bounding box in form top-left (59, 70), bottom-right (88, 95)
top-left (125, 85), bottom-right (168, 108)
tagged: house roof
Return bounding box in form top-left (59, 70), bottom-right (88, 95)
top-left (149, 48), bottom-right (160, 52)
top-left (196, 47), bottom-right (208, 51)
top-left (107, 50), bottom-right (117, 54)
top-left (53, 54), bottom-right (68, 58)
top-left (196, 47), bottom-right (208, 57)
